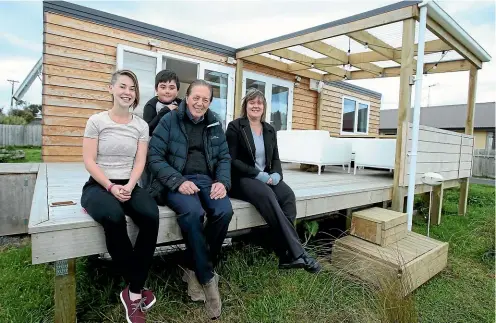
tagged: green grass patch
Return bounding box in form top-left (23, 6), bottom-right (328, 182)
top-left (0, 184), bottom-right (494, 322)
top-left (412, 184), bottom-right (495, 323)
top-left (1, 146), bottom-right (41, 163)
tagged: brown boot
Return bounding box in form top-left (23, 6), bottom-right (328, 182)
top-left (202, 273), bottom-right (221, 319)
top-left (182, 269), bottom-right (206, 302)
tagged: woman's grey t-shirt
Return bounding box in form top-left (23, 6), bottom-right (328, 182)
top-left (84, 111), bottom-right (149, 180)
top-left (252, 129), bottom-right (266, 171)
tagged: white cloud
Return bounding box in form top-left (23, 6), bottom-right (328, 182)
top-left (0, 32), bottom-right (41, 52)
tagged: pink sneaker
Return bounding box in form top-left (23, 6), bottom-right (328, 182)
top-left (141, 288), bottom-right (156, 311)
top-left (120, 286), bottom-right (147, 323)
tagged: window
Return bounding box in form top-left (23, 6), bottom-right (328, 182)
top-left (341, 96), bottom-right (370, 134)
top-left (117, 45), bottom-right (235, 128)
top-left (242, 71), bottom-right (294, 131)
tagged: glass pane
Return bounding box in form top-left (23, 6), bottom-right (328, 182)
top-left (271, 85), bottom-right (289, 131)
top-left (342, 98), bottom-right (356, 133)
top-left (123, 51), bottom-right (156, 117)
top-left (162, 57), bottom-right (198, 99)
top-left (246, 78), bottom-right (265, 94)
top-left (357, 103), bottom-right (368, 133)
top-left (204, 69), bottom-right (228, 130)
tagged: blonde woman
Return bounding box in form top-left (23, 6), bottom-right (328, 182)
top-left (226, 88), bottom-right (321, 274)
top-left (81, 70), bottom-right (159, 323)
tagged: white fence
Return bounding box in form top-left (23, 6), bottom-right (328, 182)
top-left (472, 149), bottom-right (495, 179)
top-left (0, 124), bottom-right (42, 147)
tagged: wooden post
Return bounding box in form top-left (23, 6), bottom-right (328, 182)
top-left (234, 59), bottom-right (244, 118)
top-left (345, 208), bottom-right (353, 231)
top-left (316, 90), bottom-right (324, 130)
top-left (392, 18), bottom-right (415, 212)
top-left (55, 259), bottom-right (76, 323)
top-left (430, 183), bottom-right (444, 225)
top-left (459, 65), bottom-right (478, 216)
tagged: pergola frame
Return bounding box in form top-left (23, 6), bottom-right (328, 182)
top-left (233, 0), bottom-right (491, 216)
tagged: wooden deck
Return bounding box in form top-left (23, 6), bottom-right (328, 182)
top-left (27, 162), bottom-right (455, 265)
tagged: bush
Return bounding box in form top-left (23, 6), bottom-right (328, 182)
top-left (0, 115), bottom-right (27, 125)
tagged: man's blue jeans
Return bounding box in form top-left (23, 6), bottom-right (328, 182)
top-left (164, 174), bottom-right (233, 284)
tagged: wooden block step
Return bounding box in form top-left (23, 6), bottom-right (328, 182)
top-left (350, 207), bottom-right (407, 246)
top-left (331, 231), bottom-right (449, 295)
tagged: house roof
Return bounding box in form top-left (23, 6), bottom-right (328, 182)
top-left (325, 81), bottom-right (382, 100)
top-left (380, 102), bottom-right (496, 130)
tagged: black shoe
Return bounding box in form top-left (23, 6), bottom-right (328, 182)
top-left (301, 253), bottom-right (322, 273)
top-left (278, 255), bottom-right (306, 270)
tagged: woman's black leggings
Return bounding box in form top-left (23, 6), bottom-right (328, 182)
top-left (81, 177), bottom-right (159, 294)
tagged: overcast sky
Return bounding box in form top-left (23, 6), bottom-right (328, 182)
top-left (0, 0), bottom-right (494, 111)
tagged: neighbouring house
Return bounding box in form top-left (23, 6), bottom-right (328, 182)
top-left (41, 0), bottom-right (382, 162)
top-left (379, 102), bottom-right (496, 149)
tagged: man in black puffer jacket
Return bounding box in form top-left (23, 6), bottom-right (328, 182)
top-left (147, 80), bottom-right (232, 320)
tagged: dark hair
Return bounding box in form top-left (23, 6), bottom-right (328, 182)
top-left (241, 88), bottom-right (267, 120)
top-left (155, 69), bottom-right (180, 90)
top-left (186, 79), bottom-right (214, 102)
top-left (110, 69), bottom-right (140, 109)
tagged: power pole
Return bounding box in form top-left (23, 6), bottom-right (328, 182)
top-left (7, 79), bottom-right (19, 109)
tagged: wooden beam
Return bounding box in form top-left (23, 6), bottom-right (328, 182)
top-left (348, 59), bottom-right (471, 80)
top-left (303, 40), bottom-right (384, 76)
top-left (271, 48), bottom-right (349, 77)
top-left (348, 30), bottom-right (397, 61)
top-left (236, 6), bottom-right (415, 58)
top-left (459, 65), bottom-right (478, 216)
top-left (234, 59), bottom-right (244, 118)
top-left (392, 18), bottom-right (415, 212)
top-left (425, 17), bottom-right (482, 69)
top-left (349, 39), bottom-right (451, 64)
top-left (54, 259), bottom-right (76, 323)
top-left (302, 41), bottom-right (348, 62)
top-left (430, 183), bottom-right (444, 225)
top-left (316, 91), bottom-right (324, 130)
top-left (242, 55), bottom-right (324, 80)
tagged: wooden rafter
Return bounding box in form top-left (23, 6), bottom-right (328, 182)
top-left (302, 41), bottom-right (384, 76)
top-left (338, 59), bottom-right (471, 81)
top-left (349, 39), bottom-right (451, 64)
top-left (348, 30), bottom-right (401, 63)
top-left (270, 48), bottom-right (349, 77)
top-left (242, 55), bottom-right (324, 80)
top-left (235, 6), bottom-right (415, 58)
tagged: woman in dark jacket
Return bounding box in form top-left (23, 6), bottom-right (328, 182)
top-left (225, 88), bottom-right (321, 273)
top-left (143, 69), bottom-right (182, 136)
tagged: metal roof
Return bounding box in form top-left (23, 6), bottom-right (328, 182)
top-left (380, 102), bottom-right (496, 130)
top-left (325, 81), bottom-right (382, 100)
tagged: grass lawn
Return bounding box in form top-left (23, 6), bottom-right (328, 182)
top-left (0, 184), bottom-right (494, 323)
top-left (0, 146), bottom-right (41, 163)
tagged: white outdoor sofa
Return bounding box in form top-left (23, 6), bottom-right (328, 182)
top-left (277, 130), bottom-right (353, 175)
top-left (340, 138), bottom-right (397, 174)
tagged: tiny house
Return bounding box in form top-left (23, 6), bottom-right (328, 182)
top-left (41, 0), bottom-right (382, 162)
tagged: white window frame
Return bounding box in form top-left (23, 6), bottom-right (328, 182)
top-left (242, 71), bottom-right (294, 130)
top-left (340, 95), bottom-right (370, 135)
top-left (116, 44), bottom-right (236, 124)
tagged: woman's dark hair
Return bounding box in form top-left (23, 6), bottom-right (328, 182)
top-left (241, 88), bottom-right (267, 120)
top-left (155, 69), bottom-right (180, 90)
top-left (110, 69), bottom-right (140, 109)
top-left (185, 79), bottom-right (214, 102)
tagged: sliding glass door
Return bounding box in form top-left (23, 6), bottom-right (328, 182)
top-left (242, 71), bottom-right (293, 131)
top-left (117, 45), bottom-right (235, 128)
